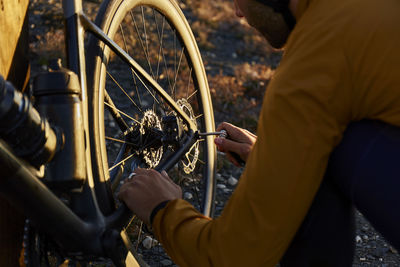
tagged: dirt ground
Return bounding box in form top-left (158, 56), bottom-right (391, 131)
top-left (28, 0), bottom-right (399, 266)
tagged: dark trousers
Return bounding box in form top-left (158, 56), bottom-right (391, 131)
top-left (281, 120), bottom-right (400, 267)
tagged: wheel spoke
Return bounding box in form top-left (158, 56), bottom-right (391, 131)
top-left (105, 136), bottom-right (136, 146)
top-left (135, 222), bottom-right (143, 251)
top-left (109, 153), bottom-right (135, 172)
top-left (173, 29), bottom-right (177, 101)
top-left (106, 70), bottom-right (143, 113)
top-left (186, 67), bottom-right (193, 99)
top-left (119, 24), bottom-right (143, 107)
top-left (141, 7), bottom-right (151, 71)
top-left (152, 10), bottom-right (167, 111)
top-left (130, 10), bottom-right (165, 107)
top-left (187, 89), bottom-right (198, 101)
top-left (153, 10), bottom-right (164, 81)
top-left (104, 101), bottom-right (141, 125)
top-left (130, 9), bottom-right (155, 79)
top-left (156, 18), bottom-right (174, 98)
top-left (104, 89), bottom-right (130, 131)
top-left (172, 47), bottom-right (185, 98)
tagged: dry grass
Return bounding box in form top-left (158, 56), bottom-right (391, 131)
top-left (209, 63), bottom-right (274, 132)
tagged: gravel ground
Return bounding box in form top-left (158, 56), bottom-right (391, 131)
top-left (28, 0), bottom-right (399, 266)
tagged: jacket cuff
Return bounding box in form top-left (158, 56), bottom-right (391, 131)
top-left (149, 200), bottom-right (170, 225)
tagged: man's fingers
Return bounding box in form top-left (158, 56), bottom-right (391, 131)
top-left (133, 168), bottom-right (163, 181)
top-left (118, 168), bottom-right (182, 223)
top-left (133, 168), bottom-right (147, 175)
top-left (216, 122), bottom-right (253, 143)
top-left (225, 152), bottom-right (240, 167)
top-left (216, 122), bottom-right (237, 137)
top-left (131, 168), bottom-right (176, 187)
top-left (215, 137), bottom-right (244, 159)
top-left (216, 122), bottom-right (229, 132)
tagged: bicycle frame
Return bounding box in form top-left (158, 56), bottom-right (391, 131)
top-left (0, 0), bottom-right (203, 265)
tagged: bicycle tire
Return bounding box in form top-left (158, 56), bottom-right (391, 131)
top-left (86, 0), bottom-right (216, 265)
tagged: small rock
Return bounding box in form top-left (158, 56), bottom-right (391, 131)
top-left (361, 225), bottom-right (369, 232)
top-left (355, 235), bottom-right (362, 243)
top-left (223, 188), bottom-right (232, 194)
top-left (374, 247), bottom-right (389, 258)
top-left (390, 246), bottom-right (398, 254)
top-left (142, 236), bottom-right (158, 249)
top-left (217, 184), bottom-right (226, 189)
top-left (161, 259), bottom-right (173, 266)
top-left (184, 192), bottom-right (193, 200)
top-left (216, 173), bottom-right (224, 182)
top-left (227, 176), bottom-right (238, 186)
top-left (363, 234), bottom-right (369, 241)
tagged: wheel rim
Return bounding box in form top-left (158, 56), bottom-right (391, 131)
top-left (91, 1), bottom-right (215, 264)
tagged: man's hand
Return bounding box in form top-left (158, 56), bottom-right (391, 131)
top-left (118, 168), bottom-right (182, 224)
top-left (214, 122), bottom-right (257, 166)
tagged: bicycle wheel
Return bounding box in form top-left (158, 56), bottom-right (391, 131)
top-left (87, 0), bottom-right (216, 265)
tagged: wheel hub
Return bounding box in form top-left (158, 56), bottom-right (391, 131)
top-left (123, 100), bottom-right (199, 173)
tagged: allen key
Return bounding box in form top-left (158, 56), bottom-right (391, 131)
top-left (197, 130), bottom-right (226, 137)
top-left (198, 130), bottom-right (245, 166)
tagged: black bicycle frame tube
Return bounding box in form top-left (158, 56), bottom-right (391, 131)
top-left (63, 1), bottom-right (133, 231)
top-left (0, 141), bottom-right (103, 255)
top-left (0, 141), bottom-right (140, 267)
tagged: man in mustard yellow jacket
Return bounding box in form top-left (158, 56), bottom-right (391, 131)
top-left (119, 0), bottom-right (400, 266)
